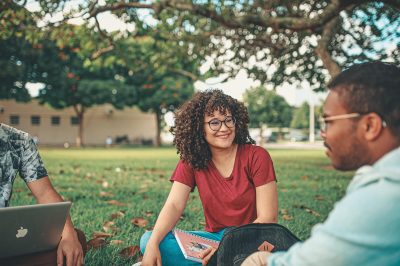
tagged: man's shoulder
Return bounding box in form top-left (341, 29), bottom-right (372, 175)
top-left (0, 124), bottom-right (31, 152)
top-left (0, 124), bottom-right (30, 142)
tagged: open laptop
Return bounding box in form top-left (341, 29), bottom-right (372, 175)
top-left (0, 201), bottom-right (71, 258)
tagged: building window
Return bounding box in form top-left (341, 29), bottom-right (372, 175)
top-left (10, 115), bottom-right (20, 125)
top-left (31, 116), bottom-right (40, 126)
top-left (70, 116), bottom-right (79, 125)
top-left (51, 116), bottom-right (60, 126)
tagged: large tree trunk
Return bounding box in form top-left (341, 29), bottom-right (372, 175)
top-left (73, 104), bottom-right (85, 147)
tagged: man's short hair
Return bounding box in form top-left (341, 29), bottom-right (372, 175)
top-left (328, 61), bottom-right (400, 137)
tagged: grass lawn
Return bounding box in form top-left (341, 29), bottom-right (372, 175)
top-left (11, 147), bottom-right (353, 265)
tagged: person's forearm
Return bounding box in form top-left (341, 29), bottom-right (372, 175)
top-left (147, 202), bottom-right (184, 245)
top-left (33, 184), bottom-right (76, 234)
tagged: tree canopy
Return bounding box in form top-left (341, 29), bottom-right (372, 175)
top-left (7, 0), bottom-right (397, 91)
top-left (244, 86), bottom-right (292, 128)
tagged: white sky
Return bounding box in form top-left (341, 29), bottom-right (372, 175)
top-left (194, 70), bottom-right (327, 107)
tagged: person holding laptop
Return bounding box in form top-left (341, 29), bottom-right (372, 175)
top-left (242, 62), bottom-right (400, 265)
top-left (0, 123), bottom-right (86, 266)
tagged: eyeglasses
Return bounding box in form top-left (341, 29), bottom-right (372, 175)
top-left (319, 112), bottom-right (388, 133)
top-left (319, 113), bottom-right (362, 132)
top-left (205, 116), bottom-right (236, 131)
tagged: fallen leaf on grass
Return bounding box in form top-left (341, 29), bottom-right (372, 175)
top-left (103, 221), bottom-right (119, 232)
top-left (294, 204), bottom-right (321, 217)
top-left (107, 200), bottom-right (126, 206)
top-left (199, 221), bottom-right (206, 226)
top-left (282, 214), bottom-right (293, 221)
top-left (119, 245), bottom-right (140, 258)
top-left (314, 195), bottom-right (325, 201)
top-left (85, 172), bottom-right (93, 179)
top-left (87, 238), bottom-right (107, 250)
top-left (145, 211), bottom-right (153, 217)
top-left (131, 217), bottom-right (148, 227)
top-left (280, 209), bottom-right (289, 215)
top-left (300, 175), bottom-right (309, 181)
top-left (110, 211), bottom-right (125, 219)
top-left (92, 231), bottom-right (113, 238)
top-left (110, 240), bottom-right (124, 245)
top-left (100, 191), bottom-right (114, 197)
top-left (102, 181), bottom-right (109, 188)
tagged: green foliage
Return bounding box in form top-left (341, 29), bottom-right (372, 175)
top-left (291, 102), bottom-right (323, 129)
top-left (244, 86), bottom-right (293, 128)
top-left (0, 36), bottom-right (32, 101)
top-left (11, 147), bottom-right (352, 265)
top-left (3, 1), bottom-right (400, 95)
top-left (115, 1), bottom-right (400, 90)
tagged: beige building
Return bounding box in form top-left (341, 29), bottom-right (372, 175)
top-left (0, 99), bottom-right (157, 146)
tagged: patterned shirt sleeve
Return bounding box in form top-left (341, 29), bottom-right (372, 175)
top-left (18, 136), bottom-right (48, 183)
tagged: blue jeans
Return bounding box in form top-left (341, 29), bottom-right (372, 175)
top-left (140, 229), bottom-right (228, 266)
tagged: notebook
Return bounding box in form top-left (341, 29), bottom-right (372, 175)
top-left (0, 201), bottom-right (71, 258)
top-left (173, 228), bottom-right (220, 263)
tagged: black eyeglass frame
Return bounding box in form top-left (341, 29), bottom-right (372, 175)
top-left (204, 116), bottom-right (236, 131)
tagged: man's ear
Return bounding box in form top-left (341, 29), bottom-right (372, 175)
top-left (363, 113), bottom-right (385, 141)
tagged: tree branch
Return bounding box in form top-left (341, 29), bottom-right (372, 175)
top-left (91, 15), bottom-right (117, 60)
top-left (91, 45), bottom-right (115, 60)
top-left (89, 0), bottom-right (400, 33)
top-left (89, 2), bottom-right (156, 18)
top-left (315, 17), bottom-right (342, 78)
top-left (171, 68), bottom-right (198, 81)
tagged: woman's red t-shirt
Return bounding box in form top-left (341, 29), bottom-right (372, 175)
top-left (170, 144), bottom-right (276, 232)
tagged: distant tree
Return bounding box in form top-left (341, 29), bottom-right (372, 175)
top-left (244, 86), bottom-right (292, 143)
top-left (0, 36), bottom-right (35, 102)
top-left (290, 102), bottom-right (323, 131)
top-left (35, 25), bottom-right (136, 147)
top-left (119, 34), bottom-right (200, 146)
top-left (0, 2), bottom-right (42, 102)
top-left (291, 103), bottom-right (310, 129)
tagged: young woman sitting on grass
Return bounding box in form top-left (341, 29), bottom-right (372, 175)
top-left (140, 89), bottom-right (278, 266)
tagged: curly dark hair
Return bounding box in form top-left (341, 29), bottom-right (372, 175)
top-left (171, 89), bottom-right (255, 170)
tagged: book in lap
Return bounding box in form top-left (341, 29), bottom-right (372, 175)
top-left (173, 228), bottom-right (220, 263)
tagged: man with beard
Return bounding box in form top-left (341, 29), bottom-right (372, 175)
top-left (242, 61), bottom-right (400, 266)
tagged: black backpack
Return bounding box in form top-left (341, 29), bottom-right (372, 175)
top-left (208, 223), bottom-right (301, 266)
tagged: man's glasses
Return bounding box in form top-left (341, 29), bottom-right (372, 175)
top-left (319, 113), bottom-right (361, 132)
top-left (319, 112), bottom-right (387, 132)
top-left (205, 116), bottom-right (236, 131)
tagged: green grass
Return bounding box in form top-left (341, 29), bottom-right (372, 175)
top-left (11, 147), bottom-right (353, 265)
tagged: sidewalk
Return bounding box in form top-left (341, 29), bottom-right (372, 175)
top-left (263, 141), bottom-right (324, 150)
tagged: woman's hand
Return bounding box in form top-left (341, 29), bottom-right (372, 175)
top-left (141, 243), bottom-right (162, 266)
top-left (200, 247), bottom-right (217, 266)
